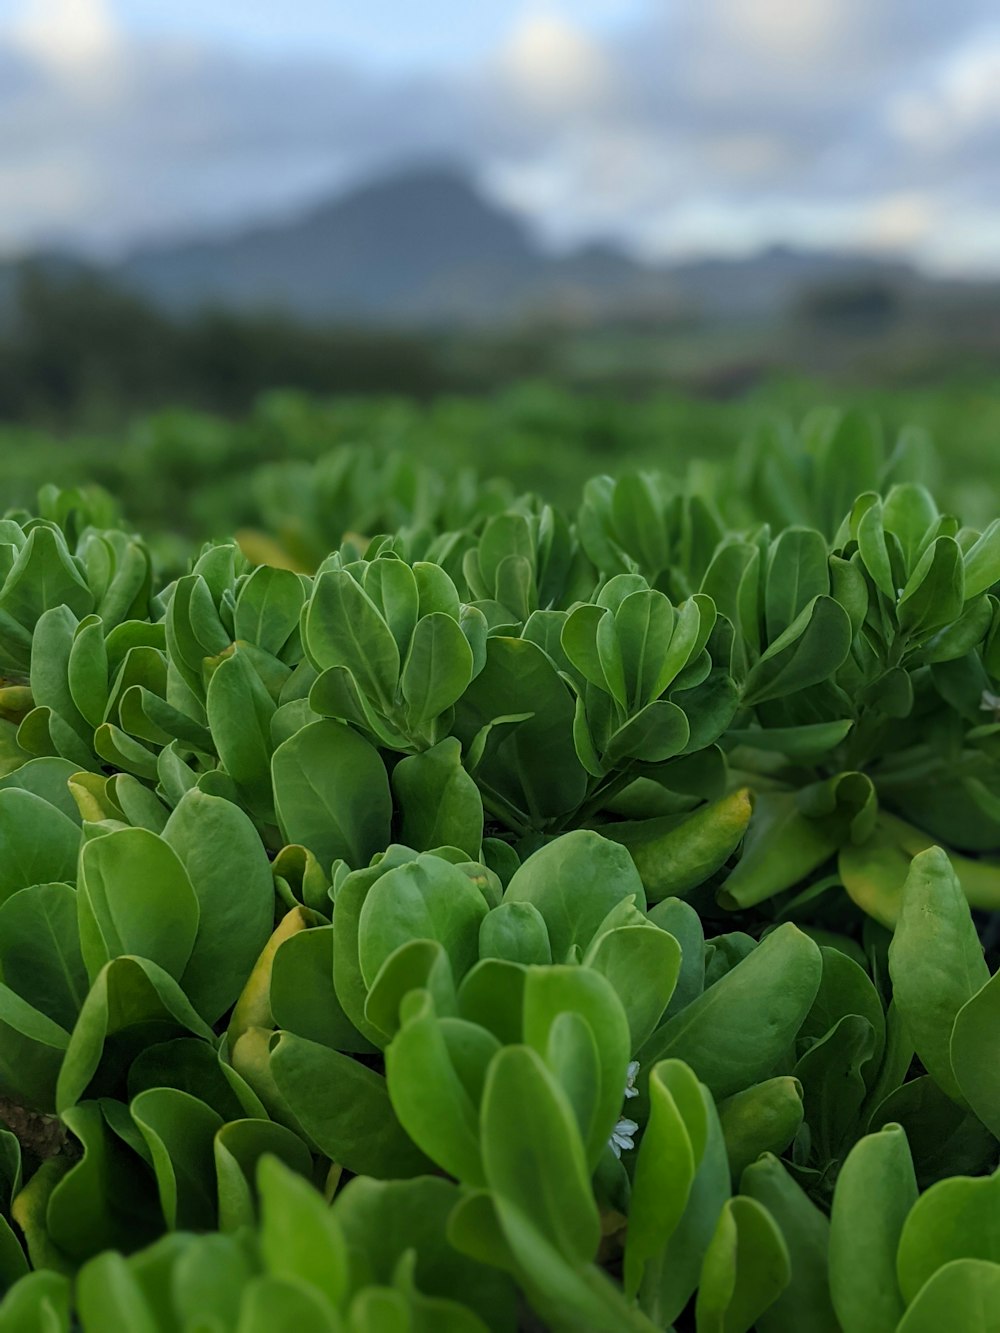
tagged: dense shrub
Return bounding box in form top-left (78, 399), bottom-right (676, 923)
top-left (0, 416), bottom-right (997, 1330)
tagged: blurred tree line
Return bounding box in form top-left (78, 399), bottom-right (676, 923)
top-left (3, 260), bottom-right (1000, 432)
top-left (0, 264), bottom-right (563, 425)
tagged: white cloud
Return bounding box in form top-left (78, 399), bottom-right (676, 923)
top-left (10, 0), bottom-right (120, 69)
top-left (496, 12), bottom-right (611, 110)
top-left (890, 34), bottom-right (1000, 151)
top-left (2, 0), bottom-right (1000, 270)
top-left (697, 0), bottom-right (853, 66)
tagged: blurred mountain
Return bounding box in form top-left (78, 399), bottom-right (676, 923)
top-left (112, 167), bottom-right (676, 325)
top-left (4, 166), bottom-right (989, 333)
top-left (107, 166), bottom-right (916, 327)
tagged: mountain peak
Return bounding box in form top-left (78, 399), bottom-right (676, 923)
top-left (109, 163), bottom-right (918, 327)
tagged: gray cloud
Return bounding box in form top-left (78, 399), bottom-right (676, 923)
top-left (2, 0), bottom-right (1000, 270)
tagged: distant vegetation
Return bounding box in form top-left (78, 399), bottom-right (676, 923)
top-left (2, 260), bottom-right (1000, 434)
top-left (3, 167), bottom-right (1000, 427)
top-left (2, 385), bottom-right (1000, 561)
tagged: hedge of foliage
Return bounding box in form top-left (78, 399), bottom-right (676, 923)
top-left (0, 415), bottom-right (997, 1330)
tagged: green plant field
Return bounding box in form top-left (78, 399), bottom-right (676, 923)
top-left (4, 376), bottom-right (1000, 546)
top-left (0, 399), bottom-right (997, 1330)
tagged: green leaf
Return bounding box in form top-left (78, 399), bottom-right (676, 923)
top-left (272, 719), bottom-right (391, 870)
top-left (384, 991), bottom-right (486, 1185)
top-left (335, 1175), bottom-right (517, 1332)
top-left (0, 526), bottom-right (93, 631)
top-left (0, 883), bottom-right (87, 1030)
top-left (401, 613), bottom-right (474, 724)
top-left (695, 1195), bottom-right (790, 1333)
top-left (869, 1076), bottom-right (995, 1189)
top-left (950, 969), bottom-right (1000, 1137)
top-left (46, 1102), bottom-right (160, 1262)
top-left (0, 757), bottom-right (83, 824)
top-left (306, 568), bottom-right (400, 708)
top-left (130, 1087), bottom-right (223, 1230)
top-left (0, 790), bottom-right (79, 907)
top-left (603, 789), bottom-right (753, 902)
top-left (271, 926), bottom-right (374, 1053)
top-left (882, 483), bottom-right (939, 567)
top-left (614, 590), bottom-right (675, 709)
top-left (828, 1125), bottom-right (915, 1333)
top-left (163, 789), bottom-right (274, 1024)
top-left (605, 700), bottom-right (690, 765)
top-left (896, 1169), bottom-right (1000, 1303)
top-left (271, 1030), bottom-right (431, 1179)
top-left (896, 1259), bottom-right (1000, 1333)
top-left (453, 636), bottom-right (586, 824)
top-left (77, 827), bottom-right (200, 984)
top-left (0, 1269), bottom-right (70, 1331)
top-left (794, 1014), bottom-right (877, 1164)
top-left (963, 519), bottom-right (1000, 598)
top-left (625, 1059), bottom-right (706, 1300)
top-left (214, 1118), bottom-right (313, 1233)
top-left (717, 1079), bottom-right (804, 1183)
top-left (764, 528), bottom-right (830, 641)
top-left (206, 648), bottom-right (276, 820)
top-left (76, 1252), bottom-right (158, 1333)
top-left (0, 983), bottom-right (69, 1112)
top-left (257, 1155), bottom-right (349, 1309)
top-left (481, 1045), bottom-right (599, 1266)
top-left (887, 847), bottom-right (989, 1105)
top-left (648, 897), bottom-right (705, 1017)
top-left (613, 473), bottom-right (669, 574)
top-left (479, 901), bottom-right (551, 966)
top-left (722, 774), bottom-right (874, 911)
top-left (522, 966), bottom-right (630, 1168)
top-left (585, 924), bottom-right (680, 1050)
top-left (739, 1154), bottom-right (838, 1333)
top-left (57, 956), bottom-right (213, 1112)
top-left (503, 831), bottom-right (645, 964)
top-left (639, 925), bottom-right (822, 1099)
top-left (234, 566), bottom-right (305, 655)
top-left (897, 536), bottom-right (965, 636)
top-left (392, 738), bottom-right (483, 860)
top-left (357, 855), bottom-right (488, 992)
top-left (172, 1233), bottom-right (255, 1332)
top-left (237, 1274), bottom-right (341, 1333)
top-left (741, 597), bottom-right (852, 707)
top-left (127, 1037), bottom-right (250, 1121)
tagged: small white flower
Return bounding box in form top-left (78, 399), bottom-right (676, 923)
top-left (981, 690), bottom-right (1000, 721)
top-left (624, 1060), bottom-right (640, 1099)
top-left (610, 1118), bottom-right (638, 1158)
top-left (608, 1061), bottom-right (641, 1157)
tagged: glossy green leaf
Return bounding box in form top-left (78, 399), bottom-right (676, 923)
top-left (271, 1030), bottom-right (431, 1179)
top-left (639, 925), bottom-right (822, 1098)
top-left (0, 790), bottom-right (79, 907)
top-left (741, 596), bottom-right (852, 707)
top-left (896, 1169), bottom-right (1000, 1304)
top-left (694, 1195), bottom-right (790, 1333)
top-left (950, 969), bottom-right (1000, 1138)
top-left (130, 1087), bottom-right (222, 1231)
top-left (272, 719), bottom-right (391, 870)
top-left (887, 847), bottom-right (989, 1104)
top-left (896, 1259), bottom-right (1000, 1333)
top-left (0, 883), bottom-right (86, 1030)
top-left (392, 738), bottom-right (483, 860)
top-left (828, 1125), bottom-right (916, 1333)
top-left (159, 789), bottom-right (274, 1022)
top-left (77, 827), bottom-right (199, 984)
top-left (257, 1155), bottom-right (348, 1309)
top-left (739, 1154), bottom-right (837, 1333)
top-left (503, 831), bottom-right (645, 964)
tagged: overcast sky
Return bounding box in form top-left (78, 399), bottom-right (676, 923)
top-left (2, 0), bottom-right (1000, 272)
